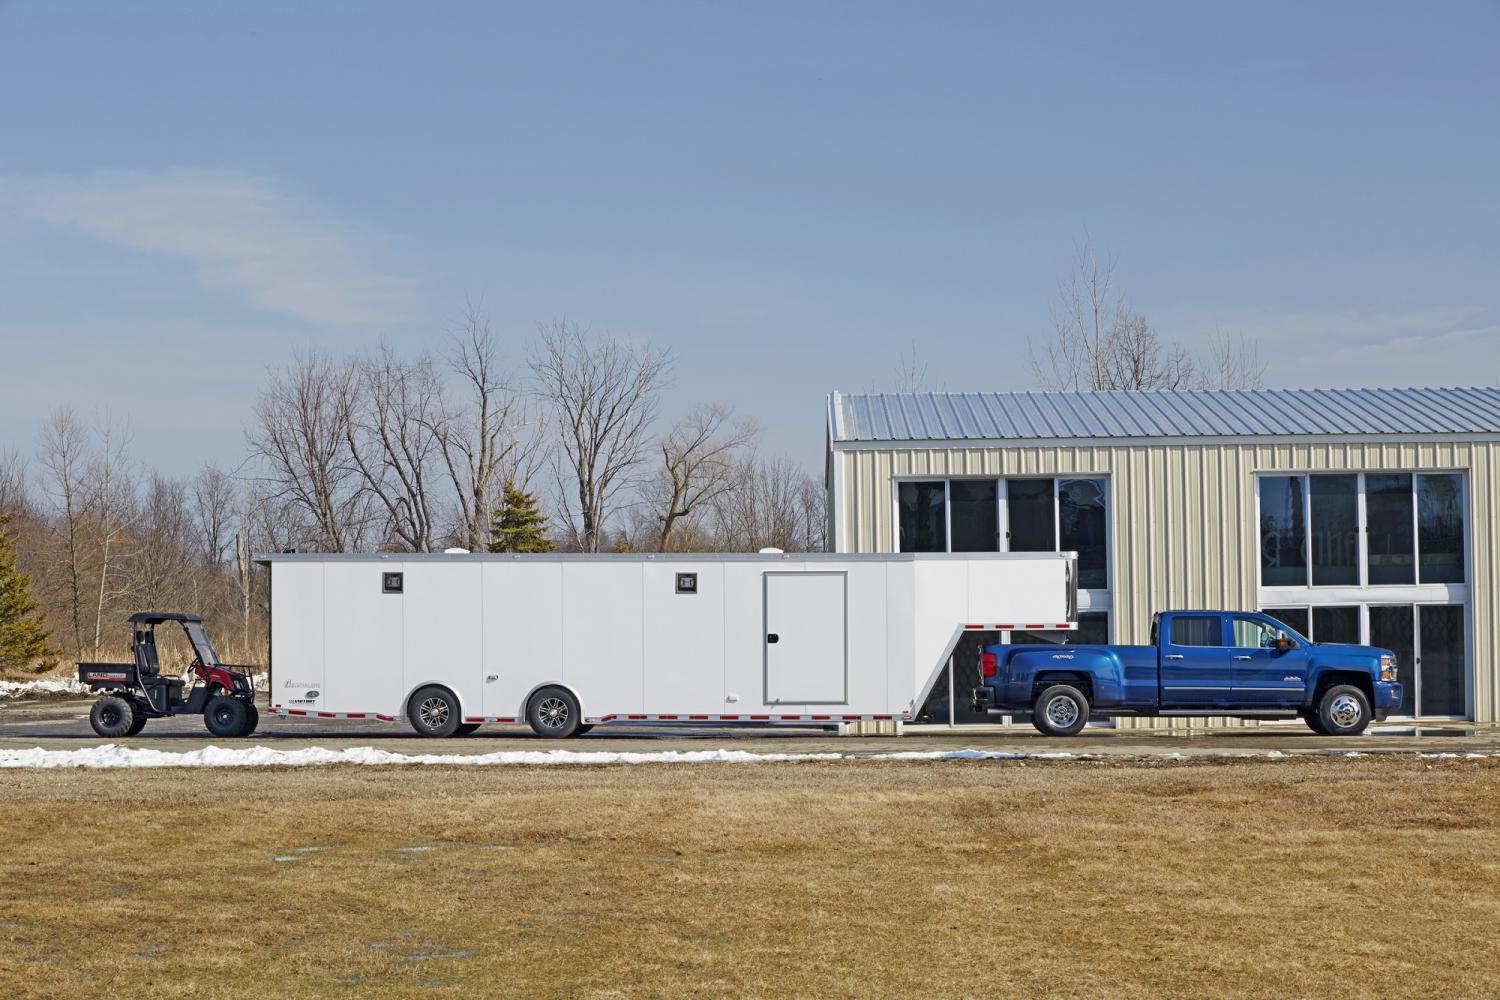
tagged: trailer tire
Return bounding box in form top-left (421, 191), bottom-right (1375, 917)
top-left (1031, 684), bottom-right (1089, 737)
top-left (454, 723), bottom-right (481, 736)
top-left (205, 695), bottom-right (250, 738)
top-left (576, 724), bottom-right (594, 735)
top-left (408, 686), bottom-right (461, 738)
top-left (90, 696), bottom-right (136, 738)
top-left (527, 687), bottom-right (582, 738)
top-left (1316, 684), bottom-right (1371, 736)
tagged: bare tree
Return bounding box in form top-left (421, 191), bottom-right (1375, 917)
top-left (892, 342), bottom-right (938, 392)
top-left (248, 353), bottom-right (368, 551)
top-left (1031, 239), bottom-right (1196, 391)
top-left (37, 409), bottom-right (90, 655)
top-left (437, 309), bottom-right (540, 551)
top-left (1203, 328), bottom-right (1267, 390)
top-left (646, 404), bottom-right (757, 551)
top-left (190, 463), bottom-right (237, 566)
top-left (345, 344), bottom-right (445, 552)
top-left (131, 472), bottom-right (194, 613)
top-left (85, 412), bottom-right (135, 657)
top-left (712, 453), bottom-right (826, 553)
top-left (530, 320), bottom-right (672, 552)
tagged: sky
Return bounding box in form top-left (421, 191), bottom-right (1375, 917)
top-left (1, 1), bottom-right (1497, 477)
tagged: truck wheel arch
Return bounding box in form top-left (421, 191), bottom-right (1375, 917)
top-left (1310, 669), bottom-right (1374, 708)
top-left (1031, 671), bottom-right (1095, 704)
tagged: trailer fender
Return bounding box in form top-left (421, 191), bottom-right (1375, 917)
top-left (517, 681), bottom-right (588, 723)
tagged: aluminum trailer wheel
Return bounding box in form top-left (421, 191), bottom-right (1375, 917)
top-left (526, 686), bottom-right (582, 739)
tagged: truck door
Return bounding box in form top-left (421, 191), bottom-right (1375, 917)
top-left (1159, 614), bottom-right (1232, 707)
top-left (763, 572), bottom-right (847, 705)
top-left (1227, 614), bottom-right (1308, 706)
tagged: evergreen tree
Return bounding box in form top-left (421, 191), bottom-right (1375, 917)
top-left (0, 513), bottom-right (55, 674)
top-left (487, 483), bottom-right (555, 553)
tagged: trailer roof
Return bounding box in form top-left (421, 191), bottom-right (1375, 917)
top-left (254, 551), bottom-right (1076, 565)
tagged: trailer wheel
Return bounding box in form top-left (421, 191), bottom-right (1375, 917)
top-left (1316, 684), bottom-right (1371, 736)
top-left (1031, 684), bottom-right (1089, 737)
top-left (527, 687), bottom-right (581, 738)
top-left (90, 696), bottom-right (136, 738)
top-left (408, 686), bottom-right (461, 738)
top-left (576, 724), bottom-right (594, 736)
top-left (205, 695), bottom-right (250, 738)
top-left (454, 723), bottom-right (481, 736)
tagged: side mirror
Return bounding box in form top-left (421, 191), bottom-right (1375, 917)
top-left (1274, 637), bottom-right (1297, 653)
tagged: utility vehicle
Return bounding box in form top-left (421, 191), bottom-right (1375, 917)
top-left (78, 612), bottom-right (259, 738)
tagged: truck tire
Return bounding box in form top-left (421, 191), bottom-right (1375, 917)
top-left (90, 696), bottom-right (136, 738)
top-left (408, 686), bottom-right (461, 738)
top-left (527, 686), bottom-right (582, 738)
top-left (205, 695), bottom-right (250, 738)
top-left (1032, 684), bottom-right (1089, 737)
top-left (1316, 684), bottom-right (1372, 736)
top-left (1302, 712), bottom-right (1329, 736)
top-left (454, 723), bottom-right (481, 736)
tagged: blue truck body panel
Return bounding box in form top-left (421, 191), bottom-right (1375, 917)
top-left (976, 611), bottom-right (1402, 728)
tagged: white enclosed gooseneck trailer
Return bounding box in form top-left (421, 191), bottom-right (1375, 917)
top-left (255, 551), bottom-right (1077, 737)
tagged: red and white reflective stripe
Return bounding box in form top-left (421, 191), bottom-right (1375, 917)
top-left (584, 713), bottom-right (896, 724)
top-left (964, 623), bottom-right (1076, 630)
top-left (463, 717), bottom-right (518, 724)
top-left (272, 708), bottom-right (399, 722)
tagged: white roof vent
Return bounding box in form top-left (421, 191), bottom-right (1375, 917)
top-left (758, 547), bottom-right (784, 555)
top-left (443, 547), bottom-right (471, 555)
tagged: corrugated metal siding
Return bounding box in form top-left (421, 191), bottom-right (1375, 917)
top-left (832, 388), bottom-right (1500, 442)
top-left (836, 439), bottom-right (1500, 725)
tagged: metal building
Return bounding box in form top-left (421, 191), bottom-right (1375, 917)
top-left (825, 387), bottom-right (1500, 725)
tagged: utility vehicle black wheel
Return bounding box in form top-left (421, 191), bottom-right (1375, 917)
top-left (90, 696), bottom-right (135, 739)
top-left (125, 708), bottom-right (149, 737)
top-left (526, 686), bottom-right (581, 738)
top-left (1316, 684), bottom-right (1371, 736)
top-left (454, 723), bottom-right (481, 736)
top-left (408, 686), bottom-right (461, 738)
top-left (205, 695), bottom-right (250, 738)
top-left (242, 702), bottom-right (260, 737)
top-left (1031, 684), bottom-right (1090, 737)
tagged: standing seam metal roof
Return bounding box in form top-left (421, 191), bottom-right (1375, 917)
top-left (829, 388), bottom-right (1500, 443)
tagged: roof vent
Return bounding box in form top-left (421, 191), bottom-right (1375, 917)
top-left (443, 547), bottom-right (471, 555)
top-left (758, 547), bottom-right (784, 555)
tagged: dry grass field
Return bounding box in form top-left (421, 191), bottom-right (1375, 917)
top-left (2, 756), bottom-right (1498, 999)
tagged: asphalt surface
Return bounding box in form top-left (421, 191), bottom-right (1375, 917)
top-left (2, 696), bottom-right (1497, 759)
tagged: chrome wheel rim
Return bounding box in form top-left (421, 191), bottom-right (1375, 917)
top-left (1046, 696), bottom-right (1080, 729)
top-left (537, 697), bottom-right (570, 730)
top-left (418, 697), bottom-right (450, 729)
top-left (1329, 694), bottom-right (1362, 728)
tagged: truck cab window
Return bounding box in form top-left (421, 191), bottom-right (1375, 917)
top-left (1230, 616), bottom-right (1280, 649)
top-left (1169, 616), bottom-right (1221, 647)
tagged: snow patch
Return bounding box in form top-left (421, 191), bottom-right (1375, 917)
top-left (0, 678), bottom-right (88, 699)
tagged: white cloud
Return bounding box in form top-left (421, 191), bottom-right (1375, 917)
top-left (7, 167), bottom-right (406, 326)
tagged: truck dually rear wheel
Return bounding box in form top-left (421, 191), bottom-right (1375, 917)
top-left (1032, 684), bottom-right (1090, 737)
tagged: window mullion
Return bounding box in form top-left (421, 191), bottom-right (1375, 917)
top-left (1303, 474), bottom-right (1312, 588)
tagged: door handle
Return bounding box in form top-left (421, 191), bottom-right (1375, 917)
top-left (766, 633), bottom-right (779, 644)
top-left (1232, 655), bottom-right (1252, 661)
top-left (1165, 654), bottom-right (1184, 660)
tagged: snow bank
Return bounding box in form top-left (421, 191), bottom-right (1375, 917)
top-left (0, 744), bottom-right (1094, 770)
top-left (0, 678), bottom-right (87, 699)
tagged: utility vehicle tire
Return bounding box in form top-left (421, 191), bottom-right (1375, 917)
top-left (1316, 684), bottom-right (1372, 737)
top-left (408, 686), bottom-right (461, 738)
top-left (242, 702), bottom-right (260, 737)
top-left (1031, 684), bottom-right (1090, 737)
top-left (205, 695), bottom-right (250, 738)
top-left (125, 707), bottom-right (149, 737)
top-left (90, 696), bottom-right (136, 739)
top-left (527, 686), bottom-right (582, 739)
top-left (454, 723), bottom-right (481, 736)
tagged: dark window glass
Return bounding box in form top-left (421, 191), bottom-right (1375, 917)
top-left (1417, 474), bottom-right (1465, 584)
top-left (1312, 606), bottom-right (1360, 644)
top-left (1059, 479), bottom-right (1107, 590)
top-left (1262, 607), bottom-right (1309, 639)
top-left (948, 480), bottom-right (998, 552)
top-left (1370, 605), bottom-right (1415, 716)
top-left (1007, 479), bottom-right (1055, 552)
top-left (1011, 612), bottom-right (1109, 647)
top-left (1259, 477), bottom-right (1307, 586)
top-left (1170, 616), bottom-right (1222, 647)
top-left (898, 481), bottom-right (946, 553)
top-left (1366, 474), bottom-right (1415, 585)
top-left (1419, 605), bottom-right (1466, 717)
top-left (1309, 475), bottom-right (1358, 585)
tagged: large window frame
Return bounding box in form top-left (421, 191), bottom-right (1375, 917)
top-left (1256, 471), bottom-right (1469, 591)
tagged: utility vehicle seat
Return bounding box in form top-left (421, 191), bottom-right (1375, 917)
top-left (134, 630), bottom-right (161, 677)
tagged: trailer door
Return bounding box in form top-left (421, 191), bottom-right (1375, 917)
top-left (764, 572), bottom-right (847, 704)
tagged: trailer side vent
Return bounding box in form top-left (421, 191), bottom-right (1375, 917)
top-left (675, 572), bottom-right (698, 595)
top-left (382, 572), bottom-right (404, 594)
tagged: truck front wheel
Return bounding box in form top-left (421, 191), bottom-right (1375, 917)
top-left (1032, 684), bottom-right (1089, 737)
top-left (1315, 685), bottom-right (1371, 736)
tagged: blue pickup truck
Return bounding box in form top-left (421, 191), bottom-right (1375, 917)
top-left (971, 610), bottom-right (1402, 736)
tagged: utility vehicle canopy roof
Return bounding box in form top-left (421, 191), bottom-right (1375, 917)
top-left (128, 612), bottom-right (205, 626)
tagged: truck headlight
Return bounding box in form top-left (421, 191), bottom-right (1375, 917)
top-left (1380, 655), bottom-right (1396, 682)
